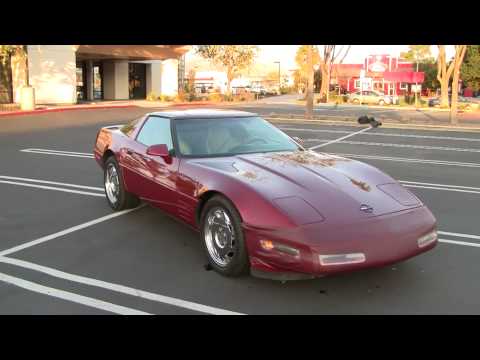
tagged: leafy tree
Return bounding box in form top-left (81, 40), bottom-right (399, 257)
top-left (196, 45), bottom-right (258, 95)
top-left (317, 45), bottom-right (350, 102)
top-left (0, 45), bottom-right (26, 103)
top-left (437, 45), bottom-right (456, 108)
top-left (402, 45), bottom-right (433, 63)
top-left (418, 62), bottom-right (438, 90)
top-left (294, 45), bottom-right (320, 88)
top-left (461, 45), bottom-right (480, 92)
top-left (305, 45), bottom-right (314, 119)
top-left (402, 45), bottom-right (434, 106)
top-left (450, 45), bottom-right (468, 125)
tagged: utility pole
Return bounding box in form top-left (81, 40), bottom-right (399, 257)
top-left (274, 61), bottom-right (281, 95)
top-left (305, 46), bottom-right (314, 119)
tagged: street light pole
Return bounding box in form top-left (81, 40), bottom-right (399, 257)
top-left (415, 61), bottom-right (419, 108)
top-left (274, 61), bottom-right (280, 95)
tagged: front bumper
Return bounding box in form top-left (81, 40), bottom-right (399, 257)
top-left (244, 206), bottom-right (437, 280)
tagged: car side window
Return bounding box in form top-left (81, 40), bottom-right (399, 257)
top-left (136, 116), bottom-right (174, 151)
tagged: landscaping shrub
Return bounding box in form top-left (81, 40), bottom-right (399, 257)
top-left (175, 91), bottom-right (186, 102)
top-left (207, 92), bottom-right (224, 102)
top-left (146, 91), bottom-right (160, 101)
top-left (233, 92), bottom-right (255, 102)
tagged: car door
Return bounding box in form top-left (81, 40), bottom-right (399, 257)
top-left (366, 91), bottom-right (376, 104)
top-left (130, 116), bottom-right (180, 214)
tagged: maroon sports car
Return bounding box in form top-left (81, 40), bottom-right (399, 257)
top-left (94, 109), bottom-right (437, 280)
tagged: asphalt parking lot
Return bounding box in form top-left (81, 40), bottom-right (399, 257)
top-left (1, 107), bottom-right (480, 314)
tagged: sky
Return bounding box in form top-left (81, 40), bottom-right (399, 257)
top-left (257, 45), bottom-right (455, 70)
top-left (185, 45), bottom-right (455, 75)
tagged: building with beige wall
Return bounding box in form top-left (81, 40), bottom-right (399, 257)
top-left (2, 45), bottom-right (190, 105)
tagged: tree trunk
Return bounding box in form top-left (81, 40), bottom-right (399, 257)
top-left (319, 66), bottom-right (328, 102)
top-left (325, 66), bottom-right (331, 103)
top-left (226, 67), bottom-right (233, 98)
top-left (437, 45), bottom-right (455, 108)
top-left (450, 45), bottom-right (467, 125)
top-left (305, 45), bottom-right (314, 119)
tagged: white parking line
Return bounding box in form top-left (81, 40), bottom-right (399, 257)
top-left (309, 139), bottom-right (480, 153)
top-left (328, 152), bottom-right (480, 168)
top-left (438, 231), bottom-right (480, 241)
top-left (0, 180), bottom-right (105, 197)
top-left (0, 272), bottom-right (149, 315)
top-left (439, 239), bottom-right (480, 248)
top-left (0, 206), bottom-right (144, 257)
top-left (280, 127), bottom-right (480, 142)
top-left (403, 184), bottom-right (480, 195)
top-left (0, 256), bottom-right (243, 315)
top-left (400, 181), bottom-right (480, 191)
top-left (0, 175), bottom-right (103, 192)
top-left (22, 148), bottom-right (93, 155)
top-left (21, 148), bottom-right (94, 158)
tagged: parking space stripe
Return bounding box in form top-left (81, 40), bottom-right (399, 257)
top-left (21, 147), bottom-right (480, 169)
top-left (400, 181), bottom-right (480, 191)
top-left (328, 152), bottom-right (480, 168)
top-left (21, 149), bottom-right (93, 158)
top-left (0, 271), bottom-right (150, 315)
top-left (0, 256), bottom-right (244, 315)
top-left (0, 206), bottom-right (144, 257)
top-left (0, 175), bottom-right (104, 192)
top-left (21, 148), bottom-right (93, 156)
top-left (438, 231), bottom-right (480, 241)
top-left (439, 239), bottom-right (480, 248)
top-left (402, 184), bottom-right (480, 195)
top-left (280, 127), bottom-right (480, 142)
top-left (308, 139), bottom-right (480, 153)
top-left (0, 180), bottom-right (105, 197)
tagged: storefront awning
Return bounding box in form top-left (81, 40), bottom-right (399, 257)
top-left (75, 45), bottom-right (191, 61)
top-left (384, 71), bottom-right (424, 83)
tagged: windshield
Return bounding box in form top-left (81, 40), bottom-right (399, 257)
top-left (174, 116), bottom-right (301, 157)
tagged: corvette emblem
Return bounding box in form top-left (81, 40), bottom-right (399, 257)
top-left (360, 204), bottom-right (374, 213)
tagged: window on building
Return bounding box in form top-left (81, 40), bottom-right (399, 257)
top-left (400, 83), bottom-right (408, 90)
top-left (354, 79), bottom-right (361, 89)
top-left (137, 116), bottom-right (174, 151)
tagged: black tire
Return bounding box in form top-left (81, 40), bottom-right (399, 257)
top-left (104, 156), bottom-right (140, 211)
top-left (200, 195), bottom-right (249, 277)
top-left (352, 98), bottom-right (360, 104)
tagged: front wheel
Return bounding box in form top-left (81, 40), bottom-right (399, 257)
top-left (379, 99), bottom-right (385, 106)
top-left (200, 195), bottom-right (249, 277)
top-left (104, 156), bottom-right (139, 211)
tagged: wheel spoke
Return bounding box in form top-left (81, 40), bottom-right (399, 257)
top-left (204, 207), bottom-right (236, 267)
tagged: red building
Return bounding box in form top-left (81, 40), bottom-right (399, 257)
top-left (332, 55), bottom-right (425, 96)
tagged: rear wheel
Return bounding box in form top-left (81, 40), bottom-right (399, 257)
top-left (104, 156), bottom-right (139, 211)
top-left (200, 195), bottom-right (249, 277)
top-left (352, 98), bottom-right (360, 105)
top-left (379, 99), bottom-right (385, 106)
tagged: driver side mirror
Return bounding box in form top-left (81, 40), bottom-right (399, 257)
top-left (292, 136), bottom-right (305, 147)
top-left (146, 144), bottom-right (172, 164)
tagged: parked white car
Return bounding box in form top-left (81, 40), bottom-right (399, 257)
top-left (349, 90), bottom-right (393, 105)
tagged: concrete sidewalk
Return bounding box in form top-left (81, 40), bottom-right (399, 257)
top-left (0, 99), bottom-right (231, 117)
top-left (266, 114), bottom-right (480, 132)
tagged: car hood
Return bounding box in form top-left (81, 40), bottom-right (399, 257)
top-left (191, 150), bottom-right (422, 223)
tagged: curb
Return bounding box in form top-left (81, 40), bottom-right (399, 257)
top-left (0, 104), bottom-right (138, 117)
top-left (0, 101), bottom-right (243, 117)
top-left (265, 116), bottom-right (480, 133)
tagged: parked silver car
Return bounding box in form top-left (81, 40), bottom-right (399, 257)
top-left (349, 90), bottom-right (393, 105)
